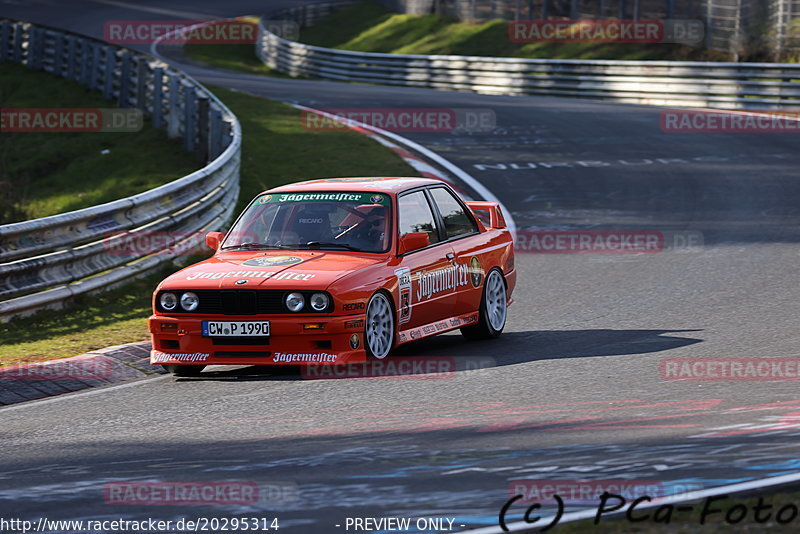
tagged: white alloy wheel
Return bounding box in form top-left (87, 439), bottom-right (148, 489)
top-left (366, 292), bottom-right (394, 359)
top-left (485, 269), bottom-right (508, 332)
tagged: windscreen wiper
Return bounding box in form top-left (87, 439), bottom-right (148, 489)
top-left (220, 242), bottom-right (290, 251)
top-left (295, 241), bottom-right (365, 252)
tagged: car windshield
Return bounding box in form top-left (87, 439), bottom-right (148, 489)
top-left (222, 191), bottom-right (392, 253)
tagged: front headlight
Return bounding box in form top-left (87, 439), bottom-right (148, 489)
top-left (310, 292), bottom-right (329, 311)
top-left (180, 292), bottom-right (199, 312)
top-left (285, 292), bottom-right (305, 312)
top-left (160, 292), bottom-right (178, 311)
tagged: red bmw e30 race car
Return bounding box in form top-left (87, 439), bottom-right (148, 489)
top-left (149, 177), bottom-right (516, 375)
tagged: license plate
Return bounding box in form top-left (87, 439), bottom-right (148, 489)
top-left (202, 321), bottom-right (270, 337)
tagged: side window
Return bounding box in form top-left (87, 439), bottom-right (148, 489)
top-left (430, 188), bottom-right (477, 238)
top-left (398, 191), bottom-right (439, 245)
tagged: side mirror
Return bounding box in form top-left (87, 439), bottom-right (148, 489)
top-left (206, 231), bottom-right (225, 251)
top-left (398, 232), bottom-right (429, 255)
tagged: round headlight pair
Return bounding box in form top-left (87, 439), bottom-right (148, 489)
top-left (285, 292), bottom-right (329, 312)
top-left (159, 292), bottom-right (199, 312)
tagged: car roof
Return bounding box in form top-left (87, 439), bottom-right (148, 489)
top-left (265, 177), bottom-right (447, 195)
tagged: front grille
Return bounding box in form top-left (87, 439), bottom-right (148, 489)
top-left (156, 290), bottom-right (286, 315)
top-left (200, 289), bottom-right (284, 315)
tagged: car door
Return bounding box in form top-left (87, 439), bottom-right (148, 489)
top-left (393, 189), bottom-right (456, 336)
top-left (427, 186), bottom-right (486, 316)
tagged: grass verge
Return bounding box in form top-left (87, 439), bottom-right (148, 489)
top-left (299, 0), bottom-right (732, 61)
top-left (0, 87), bottom-right (418, 365)
top-left (0, 62), bottom-right (199, 224)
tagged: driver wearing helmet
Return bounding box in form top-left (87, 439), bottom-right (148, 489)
top-left (350, 206), bottom-right (386, 251)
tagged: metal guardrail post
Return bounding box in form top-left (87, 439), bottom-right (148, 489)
top-left (66, 35), bottom-right (76, 80)
top-left (79, 39), bottom-right (91, 84)
top-left (197, 94), bottom-right (210, 162)
top-left (135, 56), bottom-right (148, 110)
top-left (152, 66), bottom-right (164, 129)
top-left (118, 51), bottom-right (132, 108)
top-left (12, 22), bottom-right (23, 63)
top-left (27, 26), bottom-right (42, 70)
top-left (52, 32), bottom-right (63, 76)
top-left (0, 21), bottom-right (8, 61)
top-left (183, 83), bottom-right (197, 153)
top-left (90, 43), bottom-right (102, 90)
top-left (103, 46), bottom-right (114, 99)
top-left (167, 74), bottom-right (180, 138)
top-left (222, 120), bottom-right (233, 149)
top-left (209, 107), bottom-right (222, 160)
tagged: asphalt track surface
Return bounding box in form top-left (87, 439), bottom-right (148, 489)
top-left (3, 0), bottom-right (800, 532)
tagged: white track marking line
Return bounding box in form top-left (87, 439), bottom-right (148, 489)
top-left (0, 375), bottom-right (171, 413)
top-left (463, 471), bottom-right (800, 533)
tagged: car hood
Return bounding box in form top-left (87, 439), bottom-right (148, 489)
top-left (160, 251), bottom-right (386, 290)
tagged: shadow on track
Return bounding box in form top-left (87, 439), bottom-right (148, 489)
top-left (175, 328), bottom-right (703, 382)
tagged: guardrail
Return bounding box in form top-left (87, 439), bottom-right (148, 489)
top-left (258, 3), bottom-right (800, 110)
top-left (0, 20), bottom-right (242, 321)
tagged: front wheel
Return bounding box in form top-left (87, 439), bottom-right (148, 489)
top-left (365, 292), bottom-right (395, 359)
top-left (162, 364), bottom-right (206, 376)
top-left (461, 268), bottom-right (507, 340)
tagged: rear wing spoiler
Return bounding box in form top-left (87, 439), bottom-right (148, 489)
top-left (465, 201), bottom-right (507, 230)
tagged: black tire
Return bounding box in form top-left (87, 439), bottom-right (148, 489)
top-left (162, 364), bottom-right (206, 376)
top-left (365, 292), bottom-right (395, 359)
top-left (461, 268), bottom-right (507, 340)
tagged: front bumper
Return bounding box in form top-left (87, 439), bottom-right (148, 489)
top-left (148, 314), bottom-right (367, 366)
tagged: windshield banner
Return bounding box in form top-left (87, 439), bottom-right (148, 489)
top-left (257, 192), bottom-right (389, 205)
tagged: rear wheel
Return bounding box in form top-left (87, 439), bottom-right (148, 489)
top-left (461, 268), bottom-right (507, 340)
top-left (162, 364), bottom-right (206, 376)
top-left (365, 292), bottom-right (394, 359)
